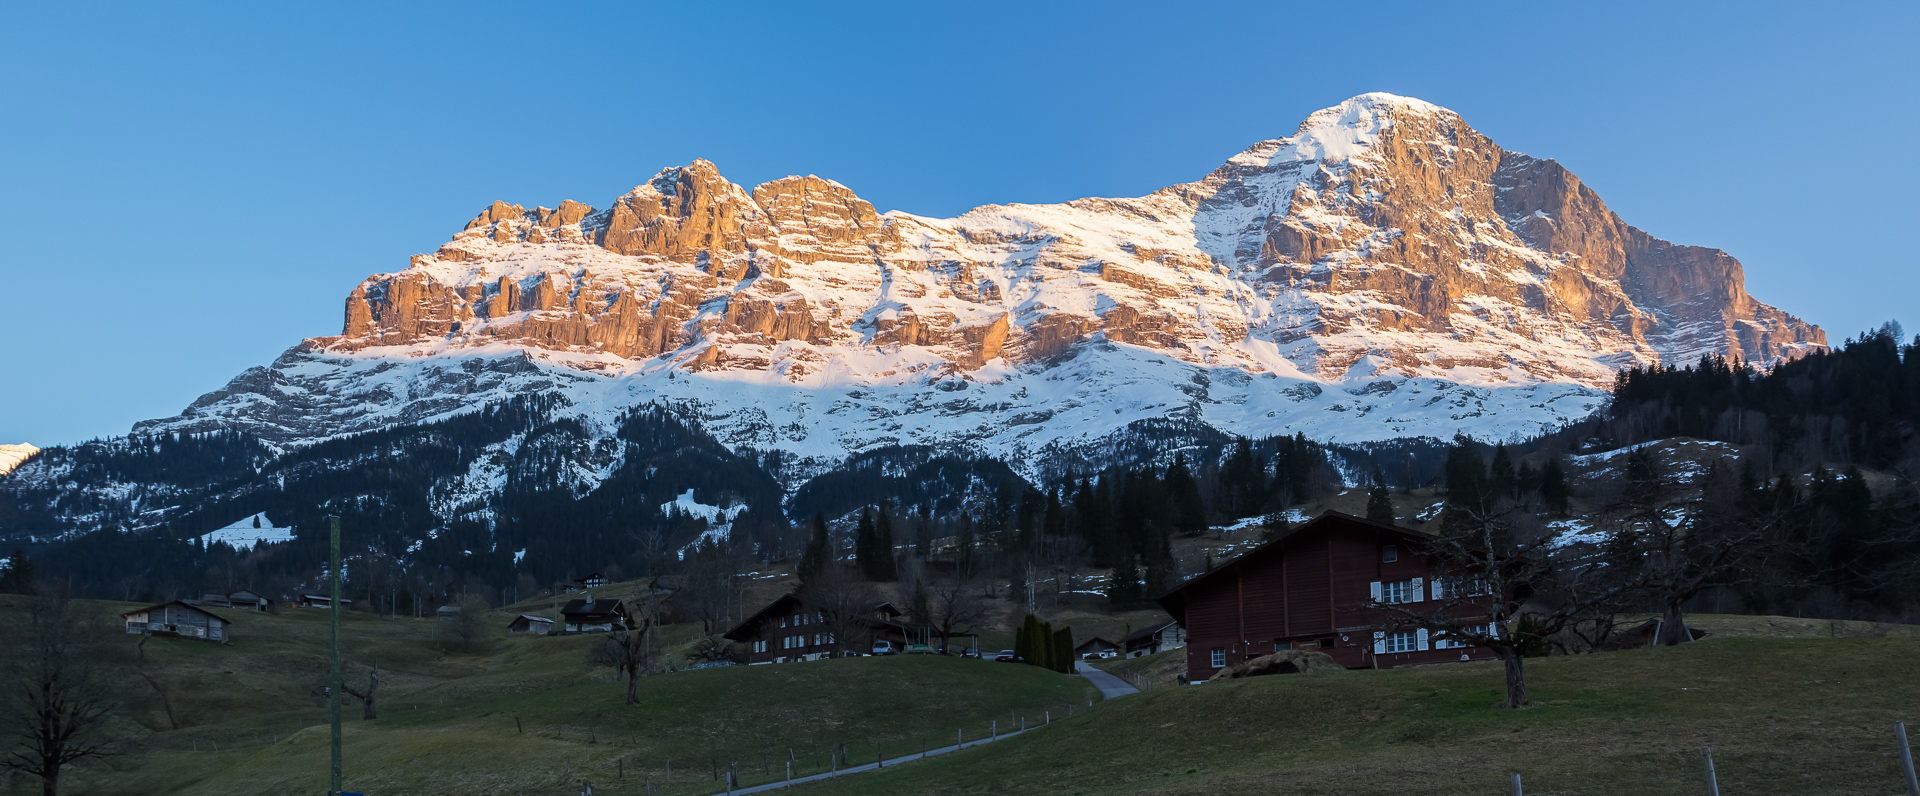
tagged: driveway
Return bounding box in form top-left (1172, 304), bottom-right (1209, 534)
top-left (1075, 659), bottom-right (1141, 699)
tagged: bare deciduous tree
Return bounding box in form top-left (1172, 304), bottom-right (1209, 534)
top-left (340, 662), bottom-right (379, 720)
top-left (1373, 505), bottom-right (1630, 709)
top-left (925, 575), bottom-right (988, 654)
top-left (1, 598), bottom-right (117, 796)
top-left (588, 621), bottom-right (655, 705)
top-left (447, 593), bottom-right (490, 653)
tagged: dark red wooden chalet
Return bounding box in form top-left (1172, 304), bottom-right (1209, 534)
top-left (723, 593), bottom-right (906, 664)
top-left (1157, 511), bottom-right (1501, 682)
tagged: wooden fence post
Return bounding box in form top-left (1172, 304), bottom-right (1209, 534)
top-left (1702, 746), bottom-right (1721, 796)
top-left (1510, 773), bottom-right (1522, 796)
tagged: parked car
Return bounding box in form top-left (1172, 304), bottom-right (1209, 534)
top-left (871, 640), bottom-right (900, 656)
top-left (960, 648), bottom-right (982, 659)
top-left (994, 649), bottom-right (1019, 662)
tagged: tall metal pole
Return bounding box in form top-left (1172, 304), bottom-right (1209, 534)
top-left (330, 516), bottom-right (343, 795)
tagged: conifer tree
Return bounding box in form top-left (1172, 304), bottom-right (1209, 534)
top-left (1107, 553), bottom-right (1140, 606)
top-left (873, 505), bottom-right (898, 581)
top-left (854, 507), bottom-right (880, 581)
top-left (1488, 445), bottom-right (1516, 501)
top-left (1539, 458), bottom-right (1570, 516)
top-left (1366, 467), bottom-right (1395, 526)
top-left (1051, 626), bottom-right (1075, 672)
top-left (798, 513), bottom-right (831, 586)
top-left (1167, 455), bottom-right (1208, 536)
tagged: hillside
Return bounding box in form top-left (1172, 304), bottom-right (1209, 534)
top-left (12, 597), bottom-right (1096, 796)
top-left (791, 622), bottom-right (1920, 796)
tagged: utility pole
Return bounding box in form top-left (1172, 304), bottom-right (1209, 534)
top-left (330, 515), bottom-right (343, 795)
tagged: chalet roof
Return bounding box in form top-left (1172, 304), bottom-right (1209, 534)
top-left (121, 600), bottom-right (236, 625)
top-left (1074, 636), bottom-right (1117, 649)
top-left (561, 598), bottom-right (628, 618)
top-left (1156, 511), bottom-right (1434, 623)
top-left (722, 593), bottom-right (905, 641)
top-left (514, 614), bottom-right (552, 623)
top-left (1121, 621), bottom-right (1178, 643)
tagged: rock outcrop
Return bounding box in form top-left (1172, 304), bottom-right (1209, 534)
top-left (310, 94), bottom-right (1821, 391)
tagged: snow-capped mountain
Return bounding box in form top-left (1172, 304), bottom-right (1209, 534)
top-left (137, 93), bottom-right (1821, 476)
top-left (0, 445), bottom-right (37, 477)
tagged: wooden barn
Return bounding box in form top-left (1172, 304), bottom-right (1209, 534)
top-left (1157, 511), bottom-right (1501, 682)
top-left (227, 590), bottom-right (270, 611)
top-left (122, 601), bottom-right (234, 642)
top-left (508, 614), bottom-right (553, 634)
top-left (296, 593), bottom-right (351, 609)
top-left (1121, 621), bottom-right (1187, 658)
top-left (723, 593), bottom-right (906, 664)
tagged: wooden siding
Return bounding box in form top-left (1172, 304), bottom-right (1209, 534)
top-left (1165, 513), bottom-right (1501, 681)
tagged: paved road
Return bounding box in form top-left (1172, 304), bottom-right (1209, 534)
top-left (717, 723), bottom-right (1042, 795)
top-left (706, 666), bottom-right (1138, 795)
top-left (1075, 660), bottom-right (1142, 699)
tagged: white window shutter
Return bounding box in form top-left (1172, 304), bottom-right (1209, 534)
top-left (1372, 631), bottom-right (1385, 655)
top-left (1430, 577), bottom-right (1445, 600)
top-left (1416, 628), bottom-right (1429, 651)
top-left (1489, 621), bottom-right (1501, 639)
top-left (1411, 577), bottom-right (1425, 602)
top-left (1370, 581), bottom-right (1382, 602)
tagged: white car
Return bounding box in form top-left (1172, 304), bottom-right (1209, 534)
top-left (871, 641), bottom-right (900, 656)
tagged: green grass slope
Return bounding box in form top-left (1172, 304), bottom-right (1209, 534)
top-left (18, 599), bottom-right (1096, 796)
top-left (792, 633), bottom-right (1920, 796)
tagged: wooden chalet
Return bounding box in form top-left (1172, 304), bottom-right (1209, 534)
top-left (1157, 511), bottom-right (1501, 683)
top-left (560, 597), bottom-right (630, 633)
top-left (435, 605), bottom-right (462, 621)
top-left (1075, 636), bottom-right (1118, 659)
top-left (1121, 621), bottom-right (1186, 658)
top-left (122, 601), bottom-right (234, 642)
top-left (508, 614), bottom-right (554, 634)
top-left (723, 593), bottom-right (906, 664)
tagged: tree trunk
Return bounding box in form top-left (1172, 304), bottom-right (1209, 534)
top-left (362, 665), bottom-right (379, 720)
top-left (1657, 599), bottom-right (1690, 646)
top-left (41, 765), bottom-right (58, 796)
top-left (626, 664), bottom-right (640, 705)
top-left (1502, 649), bottom-right (1529, 709)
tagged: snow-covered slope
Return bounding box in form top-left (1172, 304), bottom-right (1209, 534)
top-left (136, 94), bottom-right (1822, 480)
top-left (0, 444), bottom-right (38, 477)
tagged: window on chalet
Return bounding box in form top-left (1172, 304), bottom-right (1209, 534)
top-left (1384, 631), bottom-right (1417, 654)
top-left (753, 640), bottom-right (767, 653)
top-left (1381, 545), bottom-right (1399, 563)
top-left (1210, 647), bottom-right (1226, 668)
top-left (778, 617), bottom-right (787, 628)
top-left (1380, 580), bottom-right (1410, 604)
top-left (1440, 575), bottom-right (1490, 598)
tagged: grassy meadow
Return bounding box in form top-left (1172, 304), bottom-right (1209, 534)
top-left (4, 597), bottom-right (1096, 796)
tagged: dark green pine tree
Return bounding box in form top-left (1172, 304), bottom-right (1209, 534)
top-left (1051, 626), bottom-right (1075, 672)
top-left (1366, 467), bottom-right (1395, 526)
top-left (1012, 615), bottom-right (1030, 663)
top-left (0, 550), bottom-right (34, 595)
top-left (1166, 455), bottom-right (1208, 536)
top-left (854, 507), bottom-right (881, 581)
top-left (1539, 458), bottom-right (1570, 516)
top-left (1441, 435), bottom-right (1491, 536)
top-left (1488, 445), bottom-right (1516, 501)
top-left (1107, 552), bottom-right (1141, 606)
top-left (798, 513), bottom-right (832, 586)
top-left (873, 504), bottom-right (899, 581)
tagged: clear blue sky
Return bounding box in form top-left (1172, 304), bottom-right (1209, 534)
top-left (3, 2), bottom-right (1915, 447)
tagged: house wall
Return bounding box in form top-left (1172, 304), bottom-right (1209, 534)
top-left (1180, 525), bottom-right (1496, 682)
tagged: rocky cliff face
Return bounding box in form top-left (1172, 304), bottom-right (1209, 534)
top-left (140, 94), bottom-right (1821, 470)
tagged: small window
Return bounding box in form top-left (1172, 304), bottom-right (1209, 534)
top-left (1210, 647), bottom-right (1226, 668)
top-left (1321, 637), bottom-right (1337, 649)
top-left (1381, 580), bottom-right (1410, 604)
top-left (1385, 631), bottom-right (1417, 654)
top-left (1381, 545), bottom-right (1399, 563)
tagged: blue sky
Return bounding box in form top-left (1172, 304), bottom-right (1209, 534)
top-left (2, 2), bottom-right (1915, 446)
